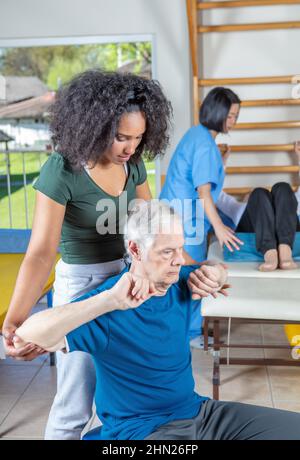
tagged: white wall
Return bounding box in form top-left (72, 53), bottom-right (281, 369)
top-left (200, 4), bottom-right (300, 189)
top-left (0, 0), bottom-right (192, 178)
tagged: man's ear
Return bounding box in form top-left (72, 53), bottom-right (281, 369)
top-left (128, 241), bottom-right (142, 261)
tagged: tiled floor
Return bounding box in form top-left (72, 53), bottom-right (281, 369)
top-left (1, 314), bottom-right (300, 440)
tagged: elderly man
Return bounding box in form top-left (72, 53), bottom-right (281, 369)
top-left (14, 201), bottom-right (300, 440)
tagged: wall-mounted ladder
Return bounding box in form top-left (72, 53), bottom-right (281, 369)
top-left (186, 0), bottom-right (300, 195)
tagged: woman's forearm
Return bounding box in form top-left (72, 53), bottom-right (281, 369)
top-left (197, 184), bottom-right (223, 229)
top-left (14, 290), bottom-right (116, 351)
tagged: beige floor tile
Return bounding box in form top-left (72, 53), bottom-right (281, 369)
top-left (0, 365), bottom-right (57, 438)
top-left (0, 398), bottom-right (54, 438)
top-left (233, 400), bottom-right (274, 408)
top-left (193, 368), bottom-right (213, 399)
top-left (220, 323), bottom-right (263, 345)
top-left (273, 401), bottom-right (300, 413)
top-left (263, 347), bottom-right (293, 360)
top-left (17, 366), bottom-right (57, 401)
top-left (191, 348), bottom-right (213, 369)
top-left (220, 347), bottom-right (265, 359)
top-left (0, 395), bottom-right (22, 425)
top-left (268, 366), bottom-right (300, 401)
top-left (0, 365), bottom-right (40, 396)
top-left (216, 365), bottom-right (271, 401)
top-left (262, 324), bottom-right (289, 345)
top-left (193, 364), bottom-right (273, 404)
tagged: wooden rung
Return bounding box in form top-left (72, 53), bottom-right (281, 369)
top-left (198, 21), bottom-right (300, 33)
top-left (199, 75), bottom-right (294, 86)
top-left (200, 98), bottom-right (300, 107)
top-left (234, 121), bottom-right (300, 129)
top-left (226, 165), bottom-right (300, 174)
top-left (241, 98), bottom-right (300, 107)
top-left (224, 185), bottom-right (299, 195)
top-left (218, 143), bottom-right (296, 152)
top-left (197, 0), bottom-right (300, 10)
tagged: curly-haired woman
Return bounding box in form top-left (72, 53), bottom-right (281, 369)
top-left (3, 69), bottom-right (172, 439)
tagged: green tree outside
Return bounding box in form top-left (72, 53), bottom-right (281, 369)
top-left (0, 42), bottom-right (152, 90)
top-left (0, 40), bottom-right (155, 228)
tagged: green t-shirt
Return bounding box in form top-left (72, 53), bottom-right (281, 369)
top-left (33, 152), bottom-right (147, 264)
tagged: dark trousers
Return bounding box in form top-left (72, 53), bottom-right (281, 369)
top-left (145, 399), bottom-right (300, 440)
top-left (236, 182), bottom-right (300, 255)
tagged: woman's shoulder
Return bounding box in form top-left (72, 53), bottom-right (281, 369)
top-left (46, 151), bottom-right (72, 170)
top-left (40, 152), bottom-right (78, 180)
top-left (33, 152), bottom-right (76, 203)
top-left (180, 124), bottom-right (211, 146)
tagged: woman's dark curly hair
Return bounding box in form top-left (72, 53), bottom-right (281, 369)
top-left (49, 69), bottom-right (173, 170)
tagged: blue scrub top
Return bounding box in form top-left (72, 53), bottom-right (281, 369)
top-left (160, 124), bottom-right (225, 261)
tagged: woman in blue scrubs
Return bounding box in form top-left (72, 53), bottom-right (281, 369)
top-left (160, 87), bottom-right (243, 343)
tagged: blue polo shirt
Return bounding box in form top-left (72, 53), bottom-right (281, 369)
top-left (66, 265), bottom-right (209, 440)
top-left (160, 124), bottom-right (225, 261)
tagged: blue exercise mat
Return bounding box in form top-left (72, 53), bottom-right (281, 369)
top-left (223, 232), bottom-right (300, 262)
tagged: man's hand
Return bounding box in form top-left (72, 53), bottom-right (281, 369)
top-left (3, 323), bottom-right (46, 360)
top-left (109, 272), bottom-right (157, 311)
top-left (187, 263), bottom-right (229, 300)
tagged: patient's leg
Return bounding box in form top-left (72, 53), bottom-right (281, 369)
top-left (236, 188), bottom-right (278, 271)
top-left (271, 182), bottom-right (299, 269)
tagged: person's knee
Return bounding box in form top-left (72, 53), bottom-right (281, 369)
top-left (271, 182), bottom-right (293, 195)
top-left (248, 187), bottom-right (270, 204)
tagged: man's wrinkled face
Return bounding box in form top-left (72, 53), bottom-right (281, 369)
top-left (141, 221), bottom-right (186, 289)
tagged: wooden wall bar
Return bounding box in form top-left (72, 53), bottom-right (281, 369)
top-left (185, 0), bottom-right (300, 198)
top-left (199, 75), bottom-right (294, 86)
top-left (197, 0), bottom-right (300, 10)
top-left (198, 21), bottom-right (300, 33)
top-left (199, 99), bottom-right (300, 108)
top-left (218, 143), bottom-right (296, 152)
top-left (241, 98), bottom-right (300, 107)
top-left (224, 185), bottom-right (299, 195)
top-left (226, 165), bottom-right (300, 174)
top-left (234, 121), bottom-right (300, 129)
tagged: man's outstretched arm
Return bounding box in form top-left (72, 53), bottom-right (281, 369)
top-left (13, 273), bottom-right (156, 353)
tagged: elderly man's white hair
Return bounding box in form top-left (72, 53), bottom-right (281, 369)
top-left (124, 199), bottom-right (183, 253)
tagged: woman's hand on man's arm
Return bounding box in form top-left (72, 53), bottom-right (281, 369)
top-left (187, 263), bottom-right (230, 300)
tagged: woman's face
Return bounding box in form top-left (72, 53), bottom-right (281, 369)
top-left (103, 111), bottom-right (146, 165)
top-left (224, 103), bottom-right (240, 132)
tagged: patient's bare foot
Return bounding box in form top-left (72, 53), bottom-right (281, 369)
top-left (258, 249), bottom-right (278, 271)
top-left (278, 244), bottom-right (298, 270)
